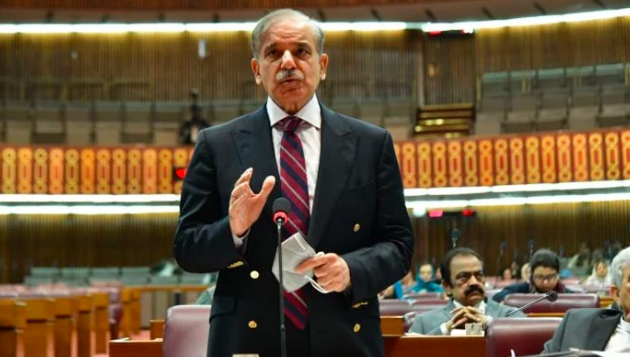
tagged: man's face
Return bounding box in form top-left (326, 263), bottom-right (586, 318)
top-left (251, 18), bottom-right (329, 115)
top-left (444, 255), bottom-right (485, 306)
top-left (531, 266), bottom-right (559, 292)
top-left (611, 265), bottom-right (630, 321)
top-left (419, 264), bottom-right (433, 283)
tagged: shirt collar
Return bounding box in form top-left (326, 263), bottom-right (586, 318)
top-left (453, 299), bottom-right (487, 313)
top-left (620, 315), bottom-right (630, 333)
top-left (266, 94), bottom-right (321, 129)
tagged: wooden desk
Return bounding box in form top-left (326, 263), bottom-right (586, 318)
top-left (528, 312), bottom-right (565, 318)
top-left (0, 300), bottom-right (26, 357)
top-left (149, 320), bottom-right (164, 340)
top-left (110, 335), bottom-right (484, 357)
top-left (385, 336), bottom-right (485, 357)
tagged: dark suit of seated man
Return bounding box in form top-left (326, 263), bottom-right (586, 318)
top-left (408, 248), bottom-right (525, 335)
top-left (543, 246), bottom-right (630, 353)
top-left (493, 249), bottom-right (574, 303)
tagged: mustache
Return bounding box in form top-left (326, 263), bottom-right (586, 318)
top-left (464, 285), bottom-right (484, 296)
top-left (276, 69), bottom-right (304, 82)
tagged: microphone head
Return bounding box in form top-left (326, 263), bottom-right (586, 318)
top-left (451, 229), bottom-right (461, 239)
top-left (545, 291), bottom-right (558, 302)
top-left (272, 197), bottom-right (291, 222)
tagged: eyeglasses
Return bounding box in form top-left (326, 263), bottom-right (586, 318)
top-left (533, 274), bottom-right (558, 282)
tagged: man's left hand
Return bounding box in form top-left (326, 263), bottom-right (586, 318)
top-left (295, 253), bottom-right (351, 292)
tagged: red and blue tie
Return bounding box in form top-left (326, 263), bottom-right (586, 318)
top-left (279, 116), bottom-right (309, 329)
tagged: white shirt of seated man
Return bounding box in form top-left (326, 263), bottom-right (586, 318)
top-left (439, 252), bottom-right (491, 336)
top-left (605, 264), bottom-right (630, 353)
top-left (604, 317), bottom-right (630, 352)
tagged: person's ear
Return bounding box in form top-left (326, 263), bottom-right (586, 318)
top-left (319, 53), bottom-right (329, 81)
top-left (251, 58), bottom-right (262, 85)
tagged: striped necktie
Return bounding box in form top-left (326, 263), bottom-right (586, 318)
top-left (278, 116), bottom-right (309, 329)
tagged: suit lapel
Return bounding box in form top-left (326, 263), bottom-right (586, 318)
top-left (584, 309), bottom-right (621, 351)
top-left (231, 105), bottom-right (281, 221)
top-left (442, 300), bottom-right (456, 320)
top-left (307, 105), bottom-right (357, 248)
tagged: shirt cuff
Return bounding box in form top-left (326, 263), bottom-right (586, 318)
top-left (440, 322), bottom-right (449, 335)
top-left (232, 229), bottom-right (250, 249)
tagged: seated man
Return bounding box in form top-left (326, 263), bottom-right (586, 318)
top-left (408, 247), bottom-right (524, 335)
top-left (493, 249), bottom-right (573, 303)
top-left (543, 246), bottom-right (630, 353)
top-left (411, 262), bottom-right (444, 293)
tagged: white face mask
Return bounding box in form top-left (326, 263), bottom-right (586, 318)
top-left (272, 232), bottom-right (325, 293)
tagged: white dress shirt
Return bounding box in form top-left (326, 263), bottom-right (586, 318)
top-left (233, 95), bottom-right (322, 247)
top-left (604, 317), bottom-right (630, 352)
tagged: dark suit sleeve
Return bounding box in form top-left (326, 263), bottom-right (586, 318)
top-left (542, 310), bottom-right (570, 353)
top-left (492, 285), bottom-right (518, 303)
top-left (342, 132), bottom-right (414, 304)
top-left (173, 130), bottom-right (243, 273)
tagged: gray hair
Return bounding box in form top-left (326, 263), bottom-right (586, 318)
top-left (611, 246), bottom-right (630, 288)
top-left (251, 9), bottom-right (325, 59)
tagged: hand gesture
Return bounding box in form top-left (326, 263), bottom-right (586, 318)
top-left (229, 168), bottom-right (275, 237)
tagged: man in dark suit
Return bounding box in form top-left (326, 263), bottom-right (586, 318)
top-left (543, 246), bottom-right (630, 353)
top-left (173, 8), bottom-right (414, 357)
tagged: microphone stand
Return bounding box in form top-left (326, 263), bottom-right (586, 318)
top-left (505, 291), bottom-right (556, 317)
top-left (276, 219), bottom-right (287, 357)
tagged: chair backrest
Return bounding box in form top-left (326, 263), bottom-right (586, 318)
top-left (504, 293), bottom-right (599, 313)
top-left (486, 318), bottom-right (562, 357)
top-left (379, 299), bottom-right (412, 316)
top-left (163, 305), bottom-right (212, 357)
top-left (403, 292), bottom-right (442, 300)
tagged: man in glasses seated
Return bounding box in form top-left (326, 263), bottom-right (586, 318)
top-left (408, 247), bottom-right (525, 335)
top-left (493, 248), bottom-right (574, 303)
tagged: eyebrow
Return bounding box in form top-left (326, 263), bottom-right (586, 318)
top-left (263, 40), bottom-right (313, 52)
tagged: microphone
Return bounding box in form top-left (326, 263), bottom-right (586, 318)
top-left (505, 291), bottom-right (558, 317)
top-left (451, 229), bottom-right (461, 248)
top-left (495, 241), bottom-right (507, 287)
top-left (273, 197), bottom-right (290, 224)
top-left (272, 197), bottom-right (291, 357)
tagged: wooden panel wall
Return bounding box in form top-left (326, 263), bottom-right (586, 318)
top-left (1, 199), bottom-right (629, 283)
top-left (1, 0), bottom-right (478, 10)
top-left (0, 30), bottom-right (418, 102)
top-left (414, 200), bottom-right (630, 276)
top-left (0, 213), bottom-right (176, 283)
top-left (424, 16), bottom-right (630, 104)
top-left (476, 17), bottom-right (630, 73)
top-left (422, 35), bottom-right (475, 105)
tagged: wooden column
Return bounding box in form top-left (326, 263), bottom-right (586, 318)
top-left (0, 300), bottom-right (26, 357)
top-left (93, 292), bottom-right (110, 353)
top-left (22, 297), bottom-right (56, 357)
top-left (76, 295), bottom-right (94, 357)
top-left (53, 297), bottom-right (75, 357)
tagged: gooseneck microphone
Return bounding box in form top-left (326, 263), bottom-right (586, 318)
top-left (505, 291), bottom-right (559, 317)
top-left (272, 197), bottom-right (291, 357)
top-left (451, 229), bottom-right (461, 248)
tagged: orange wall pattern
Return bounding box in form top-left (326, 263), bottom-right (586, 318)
top-left (0, 147), bottom-right (193, 194)
top-left (1, 129), bottom-right (630, 194)
top-left (394, 129), bottom-right (630, 188)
